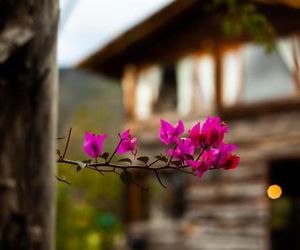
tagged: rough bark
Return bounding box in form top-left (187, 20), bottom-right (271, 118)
top-left (0, 1), bottom-right (59, 249)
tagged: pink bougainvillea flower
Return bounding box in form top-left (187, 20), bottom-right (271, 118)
top-left (222, 154), bottom-right (240, 170)
top-left (187, 149), bottom-right (216, 177)
top-left (188, 122), bottom-right (205, 148)
top-left (186, 160), bottom-right (203, 177)
top-left (83, 132), bottom-right (107, 158)
top-left (187, 160), bottom-right (211, 177)
top-left (201, 116), bottom-right (228, 147)
top-left (167, 138), bottom-right (194, 161)
top-left (160, 119), bottom-right (184, 145)
top-left (187, 142), bottom-right (239, 177)
top-left (207, 143), bottom-right (239, 170)
top-left (116, 129), bottom-right (137, 154)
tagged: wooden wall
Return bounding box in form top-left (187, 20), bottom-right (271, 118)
top-left (126, 111), bottom-right (300, 250)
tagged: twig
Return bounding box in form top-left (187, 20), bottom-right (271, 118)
top-left (56, 175), bottom-right (71, 185)
top-left (62, 128), bottom-right (72, 159)
top-left (107, 138), bottom-right (124, 163)
top-left (167, 145), bottom-right (177, 166)
top-left (196, 146), bottom-right (206, 161)
top-left (148, 158), bottom-right (161, 167)
top-left (57, 158), bottom-right (196, 188)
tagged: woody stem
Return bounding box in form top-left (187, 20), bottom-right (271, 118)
top-left (107, 138), bottom-right (124, 163)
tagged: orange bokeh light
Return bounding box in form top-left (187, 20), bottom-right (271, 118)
top-left (267, 184), bottom-right (282, 199)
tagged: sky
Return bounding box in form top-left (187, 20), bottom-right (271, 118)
top-left (58, 0), bottom-right (173, 67)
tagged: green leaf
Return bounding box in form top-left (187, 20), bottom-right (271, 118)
top-left (120, 171), bottom-right (133, 185)
top-left (100, 152), bottom-right (109, 160)
top-left (137, 156), bottom-right (149, 164)
top-left (118, 158), bottom-right (132, 164)
top-left (75, 161), bottom-right (87, 172)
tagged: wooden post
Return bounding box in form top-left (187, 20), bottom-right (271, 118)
top-left (292, 36), bottom-right (300, 94)
top-left (0, 1), bottom-right (59, 249)
top-left (192, 56), bottom-right (202, 114)
top-left (214, 44), bottom-right (223, 113)
top-left (121, 65), bottom-right (137, 120)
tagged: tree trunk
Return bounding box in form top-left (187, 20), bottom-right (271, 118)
top-left (0, 1), bottom-right (59, 249)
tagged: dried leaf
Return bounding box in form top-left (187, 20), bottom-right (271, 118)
top-left (100, 152), bottom-right (109, 160)
top-left (120, 171), bottom-right (133, 185)
top-left (118, 158), bottom-right (132, 164)
top-left (171, 160), bottom-right (182, 166)
top-left (184, 154), bottom-right (194, 160)
top-left (155, 155), bottom-right (168, 162)
top-left (137, 156), bottom-right (149, 164)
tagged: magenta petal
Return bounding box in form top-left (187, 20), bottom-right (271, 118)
top-left (97, 134), bottom-right (107, 142)
top-left (159, 119), bottom-right (175, 145)
top-left (159, 119), bottom-right (185, 145)
top-left (167, 138), bottom-right (194, 161)
top-left (186, 160), bottom-right (201, 168)
top-left (84, 131), bottom-right (94, 140)
top-left (83, 141), bottom-right (94, 157)
top-left (83, 132), bottom-right (107, 158)
top-left (120, 129), bottom-right (130, 139)
top-left (178, 138), bottom-right (194, 156)
top-left (167, 148), bottom-right (175, 157)
top-left (201, 116), bottom-right (228, 147)
top-left (188, 122), bottom-right (202, 148)
top-left (175, 120), bottom-right (184, 135)
top-left (116, 132), bottom-right (137, 154)
top-left (116, 142), bottom-right (128, 154)
top-left (130, 137), bottom-right (137, 149)
top-left (160, 119), bottom-right (174, 132)
top-left (189, 122), bottom-right (200, 136)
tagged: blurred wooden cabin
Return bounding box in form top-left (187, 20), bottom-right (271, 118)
top-left (78, 1), bottom-right (300, 250)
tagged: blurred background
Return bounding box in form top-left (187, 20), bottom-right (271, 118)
top-left (56, 1), bottom-right (300, 250)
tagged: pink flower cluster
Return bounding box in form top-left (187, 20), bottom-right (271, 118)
top-left (82, 116), bottom-right (239, 178)
top-left (83, 129), bottom-right (137, 158)
top-left (159, 117), bottom-right (239, 177)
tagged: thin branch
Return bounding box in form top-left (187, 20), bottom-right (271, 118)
top-left (148, 158), bottom-right (161, 167)
top-left (107, 138), bottom-right (124, 163)
top-left (62, 128), bottom-right (72, 159)
top-left (56, 175), bottom-right (71, 185)
top-left (167, 144), bottom-right (177, 166)
top-left (57, 157), bottom-right (198, 188)
top-left (196, 146), bottom-right (206, 161)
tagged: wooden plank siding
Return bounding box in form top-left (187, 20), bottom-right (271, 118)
top-left (125, 110), bottom-right (300, 250)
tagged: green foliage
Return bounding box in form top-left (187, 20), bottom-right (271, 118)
top-left (213, 0), bottom-right (275, 51)
top-left (56, 69), bottom-right (125, 250)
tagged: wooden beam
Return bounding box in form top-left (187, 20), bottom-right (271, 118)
top-left (292, 35), bottom-right (300, 94)
top-left (77, 1), bottom-right (300, 78)
top-left (121, 65), bottom-right (137, 119)
top-left (220, 97), bottom-right (300, 119)
top-left (214, 44), bottom-right (223, 112)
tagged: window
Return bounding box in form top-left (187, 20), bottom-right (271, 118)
top-left (153, 63), bottom-right (177, 113)
top-left (243, 44), bottom-right (294, 103)
top-left (269, 158), bottom-right (300, 250)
